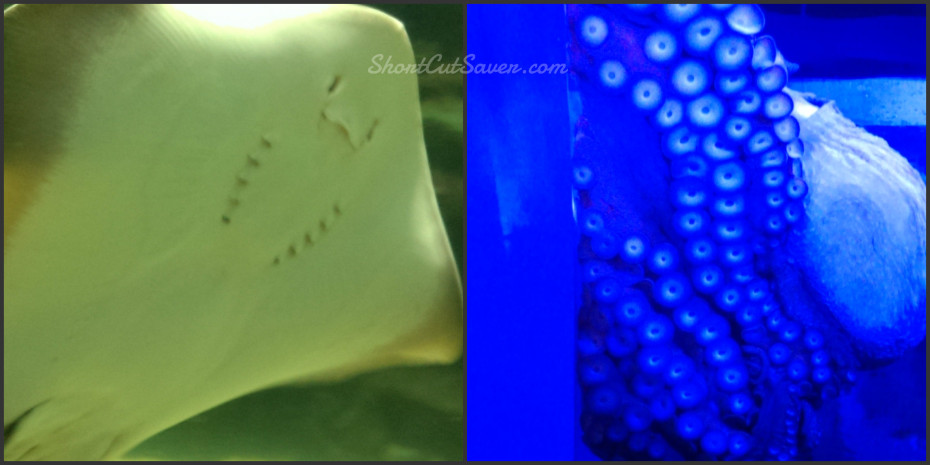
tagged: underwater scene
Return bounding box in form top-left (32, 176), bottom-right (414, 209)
top-left (4, 4), bottom-right (463, 461)
top-left (467, 4), bottom-right (925, 461)
top-left (130, 6), bottom-right (464, 460)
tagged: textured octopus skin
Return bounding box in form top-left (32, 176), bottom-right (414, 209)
top-left (569, 4), bottom-right (925, 461)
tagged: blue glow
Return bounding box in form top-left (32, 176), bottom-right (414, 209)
top-left (465, 4), bottom-right (575, 460)
top-left (467, 3), bottom-right (926, 461)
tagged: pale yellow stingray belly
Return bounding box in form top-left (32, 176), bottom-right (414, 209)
top-left (3, 4), bottom-right (462, 460)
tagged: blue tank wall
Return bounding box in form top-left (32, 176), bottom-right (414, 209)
top-left (465, 4), bottom-right (576, 460)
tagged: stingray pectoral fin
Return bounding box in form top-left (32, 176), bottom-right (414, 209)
top-left (287, 177), bottom-right (465, 386)
top-left (293, 270), bottom-right (464, 386)
top-left (4, 4), bottom-right (460, 460)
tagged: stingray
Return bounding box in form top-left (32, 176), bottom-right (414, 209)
top-left (3, 4), bottom-right (462, 460)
